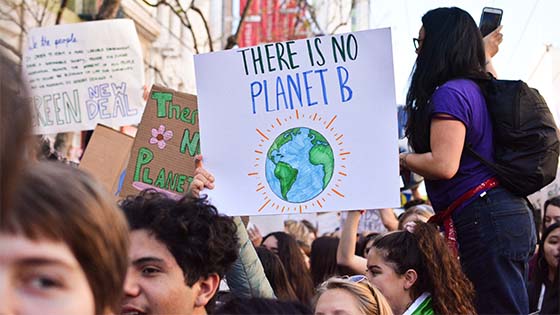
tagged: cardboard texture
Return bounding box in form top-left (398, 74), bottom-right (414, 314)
top-left (79, 124), bottom-right (134, 195)
top-left (120, 85), bottom-right (199, 199)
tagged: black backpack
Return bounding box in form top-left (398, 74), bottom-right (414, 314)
top-left (467, 78), bottom-right (560, 197)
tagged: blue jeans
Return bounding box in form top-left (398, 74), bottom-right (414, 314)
top-left (452, 187), bottom-right (537, 315)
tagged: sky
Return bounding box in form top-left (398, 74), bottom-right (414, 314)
top-left (367, 0), bottom-right (560, 104)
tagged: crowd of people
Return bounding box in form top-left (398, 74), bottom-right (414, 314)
top-left (1, 6), bottom-right (559, 315)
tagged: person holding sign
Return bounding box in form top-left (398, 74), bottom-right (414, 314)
top-left (399, 7), bottom-right (535, 314)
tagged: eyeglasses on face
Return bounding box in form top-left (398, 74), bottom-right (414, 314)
top-left (413, 38), bottom-right (423, 50)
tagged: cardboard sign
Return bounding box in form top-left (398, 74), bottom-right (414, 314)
top-left (120, 85), bottom-right (199, 199)
top-left (79, 124), bottom-right (134, 196)
top-left (23, 19), bottom-right (145, 134)
top-left (194, 28), bottom-right (400, 216)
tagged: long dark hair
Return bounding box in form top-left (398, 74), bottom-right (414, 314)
top-left (406, 7), bottom-right (489, 153)
top-left (532, 223), bottom-right (560, 287)
top-left (372, 221), bottom-right (476, 314)
top-left (255, 246), bottom-right (298, 301)
top-left (310, 237), bottom-right (340, 287)
top-left (262, 232), bottom-right (315, 305)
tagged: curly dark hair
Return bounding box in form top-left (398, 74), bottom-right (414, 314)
top-left (119, 190), bottom-right (239, 285)
top-left (372, 221), bottom-right (476, 314)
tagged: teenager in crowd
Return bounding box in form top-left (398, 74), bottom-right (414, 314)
top-left (528, 222), bottom-right (560, 314)
top-left (399, 7), bottom-right (535, 313)
top-left (397, 204), bottom-right (434, 230)
top-left (0, 162), bottom-right (129, 315)
top-left (120, 191), bottom-right (239, 315)
top-left (313, 276), bottom-right (393, 315)
top-left (357, 232), bottom-right (380, 258)
top-left (367, 221), bottom-right (475, 315)
top-left (255, 246), bottom-right (298, 301)
top-left (543, 196), bottom-right (560, 230)
top-left (262, 231), bottom-right (315, 305)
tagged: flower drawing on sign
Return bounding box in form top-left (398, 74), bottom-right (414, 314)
top-left (150, 125), bottom-right (173, 149)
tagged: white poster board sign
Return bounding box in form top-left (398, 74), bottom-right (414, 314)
top-left (194, 28), bottom-right (400, 216)
top-left (23, 19), bottom-right (145, 134)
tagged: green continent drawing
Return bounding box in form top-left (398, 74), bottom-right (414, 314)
top-left (265, 127), bottom-right (335, 203)
top-left (274, 161), bottom-right (299, 199)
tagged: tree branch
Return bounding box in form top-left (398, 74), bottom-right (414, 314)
top-left (0, 37), bottom-right (22, 59)
top-left (142, 0), bottom-right (200, 54)
top-left (189, 0), bottom-right (213, 51)
top-left (225, 0), bottom-right (254, 50)
top-left (329, 0), bottom-right (356, 34)
top-left (55, 0), bottom-right (68, 25)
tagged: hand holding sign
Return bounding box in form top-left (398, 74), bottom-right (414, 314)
top-left (191, 155), bottom-right (215, 197)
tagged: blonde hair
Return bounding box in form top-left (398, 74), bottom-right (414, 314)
top-left (314, 277), bottom-right (393, 315)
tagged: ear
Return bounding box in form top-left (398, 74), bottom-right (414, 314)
top-left (193, 273), bottom-right (220, 308)
top-left (403, 269), bottom-right (418, 290)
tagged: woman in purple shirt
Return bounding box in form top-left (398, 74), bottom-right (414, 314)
top-left (400, 7), bottom-right (536, 315)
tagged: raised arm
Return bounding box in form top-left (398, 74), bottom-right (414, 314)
top-left (336, 210), bottom-right (367, 274)
top-left (483, 25), bottom-right (503, 78)
top-left (190, 156), bottom-right (275, 298)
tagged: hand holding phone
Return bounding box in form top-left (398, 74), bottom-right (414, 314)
top-left (479, 7), bottom-right (503, 37)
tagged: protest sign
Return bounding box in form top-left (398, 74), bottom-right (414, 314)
top-left (340, 210), bottom-right (388, 234)
top-left (194, 28), bottom-right (400, 216)
top-left (120, 85), bottom-right (199, 200)
top-left (23, 19), bottom-right (145, 134)
top-left (79, 124), bottom-right (133, 196)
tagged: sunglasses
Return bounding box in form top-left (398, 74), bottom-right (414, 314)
top-left (340, 275), bottom-right (382, 315)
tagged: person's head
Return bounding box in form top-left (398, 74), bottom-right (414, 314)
top-left (313, 276), bottom-right (393, 315)
top-left (0, 162), bottom-right (129, 315)
top-left (120, 191), bottom-right (239, 315)
top-left (397, 205), bottom-right (434, 230)
top-left (310, 237), bottom-right (341, 287)
top-left (543, 196), bottom-right (560, 230)
top-left (215, 297), bottom-right (312, 314)
top-left (0, 51), bottom-right (33, 210)
top-left (406, 7), bottom-right (488, 153)
top-left (533, 222), bottom-right (560, 284)
top-left (285, 219), bottom-right (317, 247)
top-left (367, 221), bottom-right (475, 315)
top-left (262, 231), bottom-right (315, 305)
top-left (359, 232), bottom-right (381, 258)
top-left (255, 246), bottom-right (298, 301)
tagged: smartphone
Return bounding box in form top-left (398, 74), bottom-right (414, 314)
top-left (479, 7), bottom-right (503, 37)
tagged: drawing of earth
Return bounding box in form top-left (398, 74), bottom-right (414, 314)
top-left (265, 127), bottom-right (334, 203)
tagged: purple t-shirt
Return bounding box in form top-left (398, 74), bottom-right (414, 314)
top-left (425, 79), bottom-right (496, 212)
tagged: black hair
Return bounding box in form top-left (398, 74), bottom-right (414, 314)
top-left (543, 196), bottom-right (560, 230)
top-left (119, 190), bottom-right (239, 286)
top-left (214, 297), bottom-right (312, 314)
top-left (532, 222), bottom-right (560, 288)
top-left (405, 7), bottom-right (489, 153)
top-left (310, 236), bottom-right (340, 287)
top-left (255, 246), bottom-right (298, 301)
top-left (357, 232), bottom-right (381, 258)
top-left (262, 231), bottom-right (315, 305)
